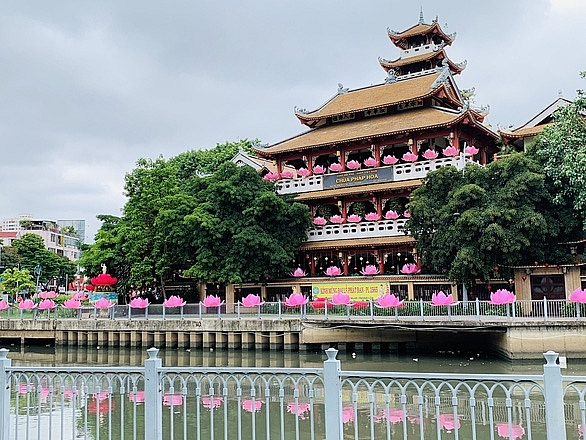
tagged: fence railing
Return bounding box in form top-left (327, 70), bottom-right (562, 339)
top-left (0, 348), bottom-right (583, 440)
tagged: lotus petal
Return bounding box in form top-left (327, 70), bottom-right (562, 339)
top-left (291, 268), bottom-right (307, 277)
top-left (297, 168), bottom-right (310, 177)
top-left (385, 210), bottom-right (399, 220)
top-left (94, 298), bottom-right (114, 309)
top-left (329, 215), bottom-right (344, 223)
top-left (382, 155), bottom-right (398, 165)
top-left (39, 291), bottom-right (58, 299)
top-left (129, 298), bottom-right (150, 308)
top-left (400, 263), bottom-right (420, 274)
top-left (346, 160), bottom-right (361, 170)
top-left (422, 149), bottom-right (439, 160)
top-left (202, 295), bottom-right (222, 308)
top-left (0, 300), bottom-right (10, 311)
top-left (465, 145), bottom-right (479, 156)
top-left (325, 266), bottom-right (342, 277)
top-left (164, 295), bottom-right (187, 308)
top-left (364, 212), bottom-right (380, 221)
top-left (363, 157), bottom-right (377, 167)
top-left (262, 172), bottom-right (280, 181)
top-left (312, 165), bottom-right (325, 174)
top-left (331, 292), bottom-right (351, 306)
top-left (489, 289), bottom-right (516, 305)
top-left (376, 293), bottom-right (403, 308)
top-left (569, 288), bottom-right (586, 303)
top-left (90, 273), bottom-right (117, 286)
top-left (19, 299), bottom-right (36, 310)
top-left (280, 170), bottom-right (294, 179)
top-left (347, 214), bottom-right (361, 222)
top-left (313, 216), bottom-right (327, 226)
top-left (329, 163), bottom-right (343, 172)
top-left (63, 299), bottom-right (82, 309)
top-left (360, 265), bottom-right (379, 276)
top-left (242, 294), bottom-right (264, 307)
top-left (431, 291), bottom-right (455, 306)
top-left (38, 299), bottom-right (57, 310)
top-left (402, 152), bottom-right (418, 162)
top-left (442, 146), bottom-right (460, 157)
top-left (284, 293), bottom-right (308, 307)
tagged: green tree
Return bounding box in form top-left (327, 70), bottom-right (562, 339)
top-left (0, 267), bottom-right (35, 295)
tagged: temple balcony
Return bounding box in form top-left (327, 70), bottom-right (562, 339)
top-left (276, 155), bottom-right (476, 196)
top-left (306, 219), bottom-right (408, 242)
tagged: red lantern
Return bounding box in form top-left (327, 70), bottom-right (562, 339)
top-left (487, 285), bottom-right (492, 291)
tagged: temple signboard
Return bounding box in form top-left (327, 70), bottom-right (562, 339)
top-left (322, 167), bottom-right (393, 190)
top-left (312, 282), bottom-right (390, 300)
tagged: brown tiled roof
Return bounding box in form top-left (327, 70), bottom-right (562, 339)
top-left (295, 73), bottom-right (444, 122)
top-left (380, 50), bottom-right (464, 74)
top-left (299, 236), bottom-right (415, 250)
top-left (259, 108), bottom-right (492, 157)
top-left (499, 124), bottom-right (552, 140)
top-left (294, 180), bottom-right (422, 201)
top-left (388, 22), bottom-right (454, 47)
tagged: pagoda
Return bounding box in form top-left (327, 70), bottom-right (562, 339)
top-left (254, 11), bottom-right (498, 282)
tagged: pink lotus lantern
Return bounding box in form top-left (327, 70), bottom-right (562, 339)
top-left (263, 172), bottom-right (280, 181)
top-left (331, 292), bottom-right (351, 306)
top-left (376, 293), bottom-right (403, 308)
top-left (310, 298), bottom-right (332, 310)
top-left (297, 168), bottom-right (310, 177)
top-left (63, 389), bottom-right (79, 399)
top-left (39, 291), bottom-right (58, 299)
top-left (385, 210), bottom-right (399, 220)
top-left (403, 211), bottom-right (411, 218)
top-left (163, 394), bottom-right (183, 406)
top-left (72, 292), bottom-right (88, 301)
top-left (439, 414), bottom-right (460, 433)
top-left (90, 273), bottom-right (117, 287)
top-left (312, 165), bottom-right (325, 174)
top-left (129, 298), bottom-right (150, 308)
top-left (442, 146), bottom-right (460, 157)
top-left (496, 423), bottom-right (525, 440)
top-left (280, 170), bottom-right (294, 179)
top-left (360, 265), bottom-right (379, 276)
top-left (465, 145), bottom-right (479, 156)
top-left (329, 163), bottom-right (343, 172)
top-left (241, 294), bottom-right (264, 307)
top-left (402, 152), bottom-right (418, 162)
top-left (432, 291), bottom-right (456, 306)
top-left (347, 214), bottom-right (361, 222)
top-left (202, 396), bottom-right (223, 409)
top-left (313, 216), bottom-right (327, 226)
top-left (329, 215), bottom-right (344, 224)
top-left (19, 299), bottom-right (36, 310)
top-left (287, 403), bottom-right (311, 419)
top-left (352, 300), bottom-right (369, 309)
top-left (164, 295), bottom-right (186, 308)
top-left (93, 390), bottom-right (110, 401)
top-left (373, 408), bottom-right (404, 424)
top-left (569, 288), bottom-right (586, 303)
top-left (94, 298), bottom-right (114, 309)
top-left (382, 155), bottom-right (399, 165)
top-left (202, 295), bottom-right (222, 308)
top-left (346, 160), bottom-right (361, 170)
top-left (291, 268), bottom-right (307, 277)
top-left (63, 299), bottom-right (82, 309)
top-left (325, 266), bottom-right (342, 277)
top-left (129, 391), bottom-right (145, 403)
top-left (489, 289), bottom-right (516, 305)
top-left (284, 293), bottom-right (308, 307)
top-left (88, 399), bottom-right (115, 414)
top-left (364, 212), bottom-right (380, 221)
top-left (422, 149), bottom-right (439, 160)
top-left (0, 300), bottom-right (10, 311)
top-left (363, 157), bottom-right (377, 167)
top-left (242, 399), bottom-right (263, 413)
top-left (38, 299), bottom-right (57, 310)
top-left (84, 285), bottom-right (95, 292)
top-left (400, 263), bottom-right (420, 275)
top-left (342, 406), bottom-right (355, 424)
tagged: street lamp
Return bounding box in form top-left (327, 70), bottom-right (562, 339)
top-left (34, 264), bottom-right (42, 294)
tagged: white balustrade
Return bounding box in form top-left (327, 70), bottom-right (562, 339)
top-left (306, 219), bottom-right (407, 242)
top-left (276, 175), bottom-right (323, 194)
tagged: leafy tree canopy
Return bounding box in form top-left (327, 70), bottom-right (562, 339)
top-left (0, 267), bottom-right (35, 295)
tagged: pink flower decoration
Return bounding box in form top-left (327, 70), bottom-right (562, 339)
top-left (363, 157), bottom-right (377, 167)
top-left (63, 299), bottom-right (82, 309)
top-left (431, 291), bottom-right (456, 306)
top-left (202, 295), bottom-right (222, 308)
top-left (352, 300), bottom-right (369, 309)
top-left (63, 389), bottom-right (79, 399)
top-left (312, 165), bottom-right (325, 174)
top-left (402, 152), bottom-right (418, 162)
top-left (93, 390), bottom-right (110, 401)
top-left (241, 294), bottom-right (263, 307)
top-left (346, 160), bottom-right (361, 170)
top-left (489, 289), bottom-right (516, 305)
top-left (442, 146), bottom-right (460, 157)
top-left (382, 155), bottom-right (399, 165)
top-left (376, 293), bottom-right (403, 308)
top-left (72, 292), bottom-right (88, 301)
top-left (91, 273), bottom-right (117, 286)
top-left (202, 396), bottom-right (223, 409)
top-left (373, 408), bottom-right (404, 424)
top-left (163, 394), bottom-right (183, 406)
top-left (291, 268), bottom-right (307, 277)
top-left (360, 265), bottom-right (379, 276)
top-left (19, 299), bottom-right (36, 310)
top-left (262, 172), bottom-right (280, 181)
top-left (38, 299), bottom-right (57, 310)
top-left (329, 163), bottom-right (343, 172)
top-left (129, 391), bottom-right (145, 403)
top-left (39, 291), bottom-right (58, 299)
top-left (439, 414), bottom-right (460, 433)
top-left (342, 406), bottom-right (355, 424)
top-left (325, 266), bottom-right (342, 277)
top-left (579, 424), bottom-right (583, 437)
top-left (465, 145), bottom-right (479, 156)
top-left (496, 423), bottom-right (525, 440)
top-left (164, 295), bottom-right (186, 308)
top-left (422, 149), bottom-right (439, 160)
top-left (569, 288), bottom-right (586, 303)
top-left (400, 263), bottom-right (420, 275)
top-left (129, 298), bottom-right (150, 308)
top-left (403, 211), bottom-right (411, 218)
top-left (329, 215), bottom-right (344, 224)
top-left (385, 210), bottom-right (399, 220)
top-left (242, 399), bottom-right (263, 413)
top-left (364, 212), bottom-right (380, 221)
top-left (310, 298), bottom-right (332, 310)
top-left (280, 170), bottom-right (294, 179)
top-left (331, 292), bottom-right (351, 306)
top-left (287, 403), bottom-right (311, 419)
top-left (313, 216), bottom-right (326, 226)
top-left (0, 300), bottom-right (10, 311)
top-left (94, 298), bottom-right (114, 309)
top-left (284, 293), bottom-right (308, 307)
top-left (297, 167), bottom-right (310, 177)
top-left (347, 214), bottom-right (361, 222)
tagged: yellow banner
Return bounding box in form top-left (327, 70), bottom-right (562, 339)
top-left (312, 282), bottom-right (390, 300)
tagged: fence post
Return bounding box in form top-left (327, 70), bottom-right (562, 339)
top-left (542, 351), bottom-right (567, 440)
top-left (144, 347), bottom-right (163, 440)
top-left (323, 348), bottom-right (342, 440)
top-left (543, 297), bottom-right (548, 321)
top-left (0, 348), bottom-right (11, 440)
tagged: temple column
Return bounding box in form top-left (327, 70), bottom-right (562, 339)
top-left (277, 160), bottom-right (282, 174)
top-left (338, 150), bottom-right (345, 170)
top-left (309, 255), bottom-right (316, 276)
top-left (308, 154), bottom-right (313, 173)
top-left (341, 251), bottom-right (348, 276)
top-left (377, 250), bottom-right (385, 275)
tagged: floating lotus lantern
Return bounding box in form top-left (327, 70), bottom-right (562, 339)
top-left (325, 266), bottom-right (342, 277)
top-left (385, 210), bottom-right (399, 220)
top-left (39, 290), bottom-right (58, 299)
top-left (402, 152), bottom-right (418, 162)
top-left (0, 300), bottom-right (10, 311)
top-left (19, 299), bottom-right (35, 310)
top-left (431, 291), bottom-right (456, 306)
top-left (442, 146), bottom-right (460, 157)
top-left (569, 288), bottom-right (586, 303)
top-left (284, 292), bottom-right (308, 307)
top-left (489, 289), bottom-right (516, 305)
top-left (376, 293), bottom-right (403, 308)
top-left (262, 172), bottom-right (280, 181)
top-left (382, 155), bottom-right (398, 165)
top-left (400, 263), bottom-right (420, 275)
top-left (94, 298), bottom-right (115, 309)
top-left (129, 298), bottom-right (150, 308)
top-left (280, 170), bottom-right (294, 179)
top-left (347, 214), bottom-right (361, 223)
top-left (287, 403), bottom-right (311, 419)
top-left (364, 212), bottom-right (380, 221)
top-left (331, 292), bottom-right (351, 306)
top-left (242, 399), bottom-right (263, 413)
top-left (363, 157), bottom-right (377, 167)
top-left (496, 423), bottom-right (525, 440)
top-left (241, 294), bottom-right (263, 307)
top-left (439, 414), bottom-right (460, 433)
top-left (202, 396), bottom-right (223, 409)
top-left (422, 149), bottom-right (439, 160)
top-left (360, 265), bottom-right (379, 276)
top-left (291, 268), bottom-right (307, 277)
top-left (464, 145), bottom-right (479, 156)
top-left (297, 167), bottom-right (310, 177)
top-left (329, 163), bottom-right (343, 172)
top-left (63, 299), bottom-right (82, 309)
top-left (312, 165), bottom-right (325, 174)
top-left (38, 299), bottom-right (57, 310)
top-left (346, 160), bottom-right (361, 170)
top-left (313, 216), bottom-right (327, 226)
top-left (164, 295), bottom-right (186, 308)
top-left (329, 215), bottom-right (344, 224)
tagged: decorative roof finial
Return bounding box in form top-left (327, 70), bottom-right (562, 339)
top-left (419, 7), bottom-right (424, 24)
top-left (337, 83), bottom-right (349, 94)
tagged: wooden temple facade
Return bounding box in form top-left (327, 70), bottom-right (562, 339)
top-left (254, 13), bottom-right (499, 279)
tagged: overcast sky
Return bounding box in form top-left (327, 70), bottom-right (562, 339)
top-left (1, 0), bottom-right (585, 242)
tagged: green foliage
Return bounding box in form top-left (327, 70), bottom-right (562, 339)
top-left (0, 267), bottom-right (35, 294)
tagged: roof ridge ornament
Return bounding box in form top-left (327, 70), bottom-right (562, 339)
top-left (448, 31), bottom-right (457, 40)
top-left (337, 83), bottom-right (349, 94)
top-left (457, 59), bottom-right (467, 69)
top-left (378, 56), bottom-right (391, 64)
top-left (419, 7), bottom-right (424, 24)
top-left (294, 106), bottom-right (308, 115)
top-left (430, 65), bottom-right (451, 89)
top-left (384, 69), bottom-right (398, 84)
top-left (387, 26), bottom-right (399, 36)
top-left (432, 15), bottom-right (438, 23)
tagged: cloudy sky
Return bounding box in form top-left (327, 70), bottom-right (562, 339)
top-left (1, 0), bottom-right (585, 242)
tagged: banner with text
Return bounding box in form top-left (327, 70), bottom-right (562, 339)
top-left (312, 282), bottom-right (390, 300)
